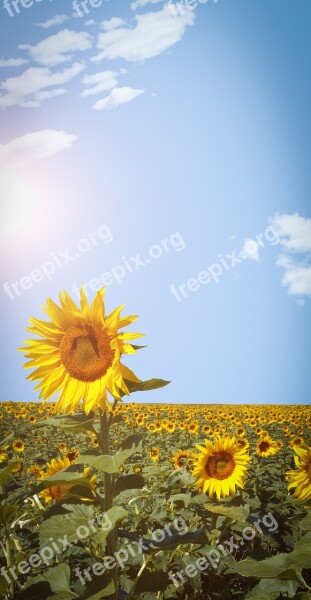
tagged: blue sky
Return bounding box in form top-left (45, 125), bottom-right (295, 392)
top-left (0, 0), bottom-right (310, 406)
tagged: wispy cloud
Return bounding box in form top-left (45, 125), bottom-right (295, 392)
top-left (271, 213), bottom-right (311, 301)
top-left (101, 17), bottom-right (126, 31)
top-left (276, 255), bottom-right (311, 298)
top-left (35, 15), bottom-right (69, 29)
top-left (92, 4), bottom-right (195, 62)
top-left (271, 213), bottom-right (311, 253)
top-left (0, 58), bottom-right (29, 68)
top-left (130, 0), bottom-right (164, 10)
top-left (93, 86), bottom-right (145, 110)
top-left (0, 63), bottom-right (84, 109)
top-left (81, 70), bottom-right (120, 97)
top-left (0, 130), bottom-right (77, 167)
top-left (19, 29), bottom-right (92, 66)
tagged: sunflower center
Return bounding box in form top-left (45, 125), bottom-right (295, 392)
top-left (60, 325), bottom-right (115, 382)
top-left (259, 441), bottom-right (270, 452)
top-left (205, 451), bottom-right (235, 480)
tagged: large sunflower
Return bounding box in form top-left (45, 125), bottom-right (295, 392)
top-left (192, 436), bottom-right (250, 500)
top-left (20, 289), bottom-right (143, 414)
top-left (286, 445), bottom-right (311, 501)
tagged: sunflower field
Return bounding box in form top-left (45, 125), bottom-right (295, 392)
top-left (0, 289), bottom-right (310, 600)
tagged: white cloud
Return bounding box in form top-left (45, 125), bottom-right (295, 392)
top-left (92, 4), bottom-right (195, 63)
top-left (85, 19), bottom-right (96, 26)
top-left (131, 0), bottom-right (164, 9)
top-left (19, 29), bottom-right (92, 66)
top-left (276, 255), bottom-right (311, 298)
top-left (271, 213), bottom-right (311, 301)
top-left (0, 130), bottom-right (77, 167)
top-left (36, 15), bottom-right (69, 29)
top-left (81, 70), bottom-right (119, 97)
top-left (240, 238), bottom-right (260, 262)
top-left (270, 212), bottom-right (311, 253)
top-left (21, 88), bottom-right (68, 108)
top-left (101, 17), bottom-right (126, 31)
top-left (0, 58), bottom-right (28, 68)
top-left (0, 63), bottom-right (84, 109)
top-left (93, 86), bottom-right (145, 110)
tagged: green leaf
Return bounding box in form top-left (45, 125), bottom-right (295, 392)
top-left (93, 506), bottom-right (127, 545)
top-left (45, 564), bottom-right (72, 595)
top-left (131, 344), bottom-right (148, 350)
top-left (234, 537), bottom-right (311, 585)
top-left (204, 503), bottom-right (250, 522)
top-left (15, 582), bottom-right (53, 600)
top-left (135, 571), bottom-right (171, 593)
top-left (121, 434), bottom-right (143, 450)
top-left (121, 378), bottom-right (170, 397)
top-left (0, 462), bottom-right (20, 485)
top-left (235, 556), bottom-right (300, 582)
top-left (27, 564), bottom-right (77, 600)
top-left (114, 474), bottom-right (145, 496)
top-left (40, 504), bottom-right (96, 547)
top-left (245, 578), bottom-right (299, 599)
top-left (80, 575), bottom-right (115, 600)
top-left (170, 493), bottom-right (192, 508)
top-left (40, 504), bottom-right (126, 549)
top-left (299, 510), bottom-right (311, 531)
top-left (39, 471), bottom-right (90, 485)
top-left (75, 443), bottom-right (143, 474)
top-left (0, 575), bottom-right (9, 595)
top-left (37, 413), bottom-right (95, 433)
top-left (110, 415), bottom-right (124, 425)
top-left (0, 503), bottom-right (17, 526)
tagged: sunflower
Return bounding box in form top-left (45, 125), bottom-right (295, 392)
top-left (28, 464), bottom-right (42, 478)
top-left (149, 447), bottom-right (160, 461)
top-left (12, 439), bottom-right (25, 453)
top-left (188, 422), bottom-right (199, 435)
top-left (172, 450), bottom-right (193, 469)
top-left (66, 449), bottom-right (79, 463)
top-left (286, 445), bottom-right (311, 501)
top-left (289, 437), bottom-right (305, 449)
top-left (192, 436), bottom-right (250, 500)
top-left (236, 437), bottom-right (250, 452)
top-left (20, 288), bottom-right (143, 415)
top-left (0, 446), bottom-right (9, 463)
top-left (166, 421), bottom-right (176, 434)
top-left (256, 437), bottom-right (280, 458)
top-left (38, 456), bottom-right (96, 503)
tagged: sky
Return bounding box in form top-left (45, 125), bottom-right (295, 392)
top-left (0, 0), bottom-right (310, 406)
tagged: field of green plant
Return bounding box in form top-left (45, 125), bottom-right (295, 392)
top-left (1, 400), bottom-right (310, 600)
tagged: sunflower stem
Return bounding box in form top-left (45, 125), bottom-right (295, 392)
top-left (4, 527), bottom-right (14, 599)
top-left (254, 457), bottom-right (261, 499)
top-left (99, 408), bottom-right (118, 600)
